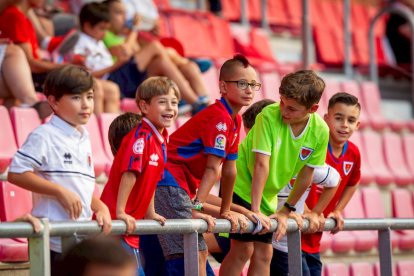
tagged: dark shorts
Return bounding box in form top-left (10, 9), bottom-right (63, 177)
top-left (32, 72), bottom-right (48, 92)
top-left (108, 59), bottom-right (148, 98)
top-left (270, 249), bottom-right (289, 276)
top-left (154, 185), bottom-right (207, 257)
top-left (229, 193), bottom-right (273, 244)
top-left (302, 251), bottom-right (322, 276)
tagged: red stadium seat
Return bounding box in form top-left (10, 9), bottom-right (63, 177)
top-left (361, 131), bottom-right (394, 186)
top-left (285, 0), bottom-right (302, 31)
top-left (121, 98), bottom-right (141, 114)
top-left (0, 106), bottom-right (17, 175)
top-left (98, 113), bottom-right (118, 162)
top-left (350, 262), bottom-right (374, 276)
top-left (0, 238), bottom-right (28, 262)
top-left (349, 132), bottom-right (375, 185)
top-left (402, 133), bottom-right (414, 175)
top-left (342, 189), bottom-right (377, 252)
top-left (260, 72), bottom-right (280, 102)
top-left (397, 261), bottom-right (414, 276)
top-left (85, 114), bottom-right (111, 178)
top-left (374, 262), bottom-right (397, 276)
top-left (221, 0), bottom-right (241, 22)
top-left (322, 80), bottom-right (341, 109)
top-left (331, 230), bottom-right (356, 253)
top-left (391, 189), bottom-right (414, 250)
top-left (209, 15), bottom-right (235, 58)
top-left (340, 81), bottom-right (369, 129)
top-left (202, 66), bottom-right (221, 102)
top-left (359, 82), bottom-right (388, 131)
top-left (324, 263), bottom-right (349, 276)
top-left (320, 232), bottom-right (333, 253)
top-left (382, 132), bottom-right (414, 186)
top-left (361, 187), bottom-right (402, 249)
top-left (313, 28), bottom-right (342, 67)
top-left (9, 107), bottom-right (41, 147)
top-left (267, 0), bottom-right (290, 29)
top-left (0, 181), bottom-right (32, 222)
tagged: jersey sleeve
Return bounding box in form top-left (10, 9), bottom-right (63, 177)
top-left (348, 147), bottom-right (361, 186)
top-left (306, 126), bottom-right (329, 167)
top-left (1, 12), bottom-right (32, 44)
top-left (202, 116), bottom-right (229, 158)
top-left (120, 130), bottom-right (147, 174)
top-left (252, 111), bottom-right (273, 156)
top-left (313, 165), bottom-right (340, 188)
top-left (9, 132), bottom-right (46, 173)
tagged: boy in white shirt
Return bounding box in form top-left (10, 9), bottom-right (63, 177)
top-left (7, 65), bottom-right (111, 272)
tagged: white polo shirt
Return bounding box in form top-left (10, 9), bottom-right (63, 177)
top-left (73, 32), bottom-right (114, 78)
top-left (9, 115), bottom-right (95, 252)
top-left (272, 164), bottom-right (340, 253)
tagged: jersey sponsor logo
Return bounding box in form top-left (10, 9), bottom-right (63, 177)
top-left (63, 153), bottom-right (72, 164)
top-left (214, 134), bottom-right (226, 150)
top-left (216, 122), bottom-right (228, 132)
top-left (149, 153), bottom-right (159, 166)
top-left (299, 147), bottom-right (314, 161)
top-left (133, 138), bottom-right (145, 154)
top-left (343, 161), bottom-right (353, 175)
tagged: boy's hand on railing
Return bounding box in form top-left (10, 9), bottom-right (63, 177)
top-left (94, 205), bottom-right (112, 235)
top-left (288, 212), bottom-right (304, 231)
top-left (146, 212), bottom-right (166, 226)
top-left (220, 211), bottom-right (238, 233)
top-left (270, 211), bottom-right (288, 241)
top-left (327, 210), bottom-right (344, 234)
top-left (15, 214), bottom-right (42, 233)
top-left (302, 211), bottom-right (321, 233)
top-left (252, 211), bottom-right (271, 234)
top-left (192, 210), bottom-right (216, 232)
top-left (117, 212), bottom-right (136, 234)
top-left (57, 187), bottom-right (82, 220)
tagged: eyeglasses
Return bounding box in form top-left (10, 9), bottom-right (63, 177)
top-left (224, 80), bottom-right (262, 91)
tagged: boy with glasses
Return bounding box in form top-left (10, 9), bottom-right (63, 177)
top-left (154, 54), bottom-right (259, 276)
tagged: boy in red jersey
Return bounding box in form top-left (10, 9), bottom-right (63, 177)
top-left (301, 92), bottom-right (361, 276)
top-left (155, 54), bottom-right (259, 276)
top-left (100, 76), bottom-right (180, 275)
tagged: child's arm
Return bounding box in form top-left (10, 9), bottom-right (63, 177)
top-left (250, 152), bottom-right (271, 232)
top-left (203, 200), bottom-right (249, 233)
top-left (91, 56), bottom-right (130, 79)
top-left (91, 196), bottom-right (112, 235)
top-left (145, 192), bottom-right (166, 225)
top-left (219, 160), bottom-right (240, 226)
top-left (8, 172), bottom-right (82, 220)
top-left (116, 171), bottom-right (137, 234)
top-left (327, 184), bottom-right (358, 234)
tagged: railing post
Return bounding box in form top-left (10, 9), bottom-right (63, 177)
top-left (287, 229), bottom-right (303, 276)
top-left (184, 232), bottom-right (199, 276)
top-left (302, 0), bottom-right (311, 69)
top-left (260, 0), bottom-right (269, 30)
top-left (344, 0), bottom-right (353, 78)
top-left (29, 218), bottom-right (50, 276)
top-left (378, 228), bottom-right (393, 276)
top-left (240, 0), bottom-right (249, 26)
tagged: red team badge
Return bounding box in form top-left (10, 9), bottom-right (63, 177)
top-left (343, 161), bottom-right (353, 175)
top-left (300, 147), bottom-right (314, 161)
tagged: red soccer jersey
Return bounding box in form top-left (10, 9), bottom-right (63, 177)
top-left (160, 98), bottom-right (241, 199)
top-left (301, 141), bottom-right (361, 253)
top-left (0, 6), bottom-right (39, 59)
top-left (100, 118), bottom-right (168, 248)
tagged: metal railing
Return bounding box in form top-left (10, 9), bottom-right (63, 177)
top-left (2, 218), bottom-right (414, 276)
top-left (369, 2), bottom-right (414, 109)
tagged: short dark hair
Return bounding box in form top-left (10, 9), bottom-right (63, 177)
top-left (79, 2), bottom-right (110, 30)
top-left (328, 92), bottom-right (361, 111)
top-left (279, 70), bottom-right (325, 108)
top-left (43, 65), bottom-right (94, 100)
top-left (56, 237), bottom-right (135, 276)
top-left (242, 99), bottom-right (275, 129)
top-left (108, 112), bottom-right (141, 156)
top-left (219, 54), bottom-right (252, 81)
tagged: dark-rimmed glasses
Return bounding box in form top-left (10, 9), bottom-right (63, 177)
top-left (224, 80), bottom-right (262, 91)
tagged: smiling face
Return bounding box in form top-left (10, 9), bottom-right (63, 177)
top-left (49, 89), bottom-right (94, 129)
top-left (279, 95), bottom-right (318, 126)
top-left (324, 102), bottom-right (360, 145)
top-left (220, 65), bottom-right (258, 112)
top-left (139, 88), bottom-right (179, 132)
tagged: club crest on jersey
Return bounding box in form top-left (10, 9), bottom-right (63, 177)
top-left (299, 147), bottom-right (314, 161)
top-left (133, 138), bottom-right (144, 154)
top-left (149, 153), bottom-right (159, 166)
top-left (216, 122), bottom-right (227, 132)
top-left (214, 134), bottom-right (226, 150)
top-left (343, 161), bottom-right (353, 175)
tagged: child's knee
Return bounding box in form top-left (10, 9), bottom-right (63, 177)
top-left (230, 242), bottom-right (254, 262)
top-left (253, 244), bottom-right (273, 263)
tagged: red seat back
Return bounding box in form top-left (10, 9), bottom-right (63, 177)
top-left (361, 187), bottom-right (386, 218)
top-left (0, 106), bottom-right (17, 174)
top-left (98, 113), bottom-right (119, 161)
top-left (9, 107), bottom-right (41, 147)
top-left (324, 263), bottom-right (349, 276)
top-left (343, 189), bottom-right (365, 219)
top-left (0, 181), bottom-right (32, 221)
top-left (402, 133), bottom-right (414, 174)
top-left (397, 261), bottom-right (414, 276)
top-left (350, 262), bottom-right (374, 276)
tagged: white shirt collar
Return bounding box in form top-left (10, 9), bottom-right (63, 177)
top-left (50, 115), bottom-right (85, 138)
top-left (142, 117), bottom-right (164, 143)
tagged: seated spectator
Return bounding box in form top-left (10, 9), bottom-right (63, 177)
top-left (103, 0), bottom-right (209, 114)
top-left (56, 237), bottom-right (137, 276)
top-left (0, 0), bottom-right (120, 114)
top-left (0, 41), bottom-right (52, 119)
